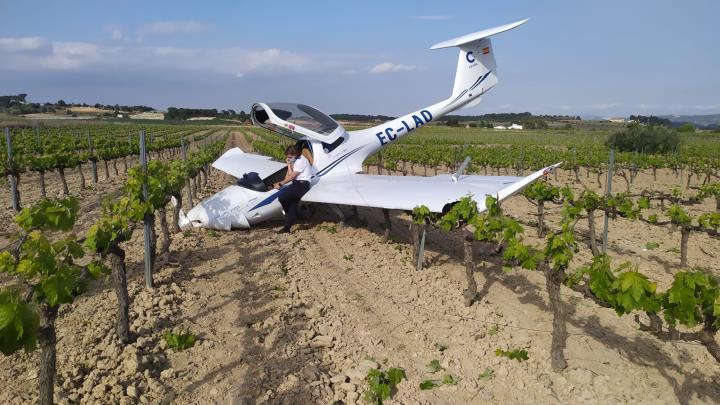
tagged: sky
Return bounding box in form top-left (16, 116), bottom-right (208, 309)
top-left (1, 0), bottom-right (718, 117)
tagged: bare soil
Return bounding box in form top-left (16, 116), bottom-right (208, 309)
top-left (1, 131), bottom-right (719, 404)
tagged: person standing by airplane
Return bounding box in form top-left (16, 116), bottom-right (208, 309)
top-left (274, 145), bottom-right (313, 233)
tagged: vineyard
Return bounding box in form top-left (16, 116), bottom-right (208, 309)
top-left (1, 125), bottom-right (218, 212)
top-left (1, 124), bottom-right (720, 404)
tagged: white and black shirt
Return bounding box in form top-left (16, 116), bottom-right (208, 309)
top-left (292, 156), bottom-right (314, 182)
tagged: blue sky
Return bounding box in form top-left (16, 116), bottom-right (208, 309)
top-left (1, 0), bottom-right (718, 117)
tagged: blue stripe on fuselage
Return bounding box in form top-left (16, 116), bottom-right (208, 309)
top-left (248, 190), bottom-right (281, 211)
top-left (248, 146), bottom-right (363, 212)
top-left (314, 146), bottom-right (364, 177)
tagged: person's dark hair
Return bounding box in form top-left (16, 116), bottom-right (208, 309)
top-left (284, 145), bottom-right (300, 156)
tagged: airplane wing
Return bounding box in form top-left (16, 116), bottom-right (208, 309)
top-left (302, 163), bottom-right (560, 212)
top-left (212, 147), bottom-right (285, 179)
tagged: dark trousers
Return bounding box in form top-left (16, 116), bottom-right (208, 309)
top-left (278, 181), bottom-right (310, 231)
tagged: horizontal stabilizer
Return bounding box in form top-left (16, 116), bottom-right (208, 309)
top-left (430, 19), bottom-right (528, 50)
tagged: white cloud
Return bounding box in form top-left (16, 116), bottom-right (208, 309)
top-left (543, 104), bottom-right (572, 110)
top-left (137, 20), bottom-right (211, 40)
top-left (49, 42), bottom-right (102, 69)
top-left (104, 24), bottom-right (124, 41)
top-left (0, 37), bottom-right (101, 69)
top-left (591, 102), bottom-right (620, 109)
top-left (0, 37), bottom-right (49, 53)
top-left (242, 48), bottom-right (310, 71)
top-left (369, 62), bottom-right (416, 74)
top-left (111, 29), bottom-right (123, 41)
top-left (694, 104), bottom-right (720, 111)
top-left (413, 15), bottom-right (449, 20)
top-left (0, 36), bottom-right (331, 75)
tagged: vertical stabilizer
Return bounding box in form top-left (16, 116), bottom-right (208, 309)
top-left (430, 19), bottom-right (528, 109)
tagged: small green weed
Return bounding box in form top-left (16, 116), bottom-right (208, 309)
top-left (478, 368), bottom-right (494, 381)
top-left (426, 359), bottom-right (443, 373)
top-left (419, 374), bottom-right (461, 390)
top-left (163, 330), bottom-right (196, 350)
top-left (495, 348), bottom-right (529, 361)
top-left (363, 367), bottom-right (406, 405)
top-left (317, 224), bottom-right (337, 234)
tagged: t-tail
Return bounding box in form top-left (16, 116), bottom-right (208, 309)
top-left (354, 19), bottom-right (528, 152)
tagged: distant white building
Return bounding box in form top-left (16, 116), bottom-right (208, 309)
top-left (130, 112), bottom-right (165, 120)
top-left (493, 125), bottom-right (507, 130)
top-left (607, 117), bottom-right (626, 123)
top-left (508, 123), bottom-right (523, 130)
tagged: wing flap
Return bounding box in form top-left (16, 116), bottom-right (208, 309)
top-left (211, 147), bottom-right (286, 180)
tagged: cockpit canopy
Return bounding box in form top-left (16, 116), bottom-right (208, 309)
top-left (251, 102), bottom-right (344, 143)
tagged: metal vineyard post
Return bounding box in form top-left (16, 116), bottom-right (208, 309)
top-left (602, 148), bottom-right (614, 253)
top-left (5, 127), bottom-right (20, 211)
top-left (140, 130), bottom-right (154, 288)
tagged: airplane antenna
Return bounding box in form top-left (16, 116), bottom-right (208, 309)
top-left (452, 156), bottom-right (472, 182)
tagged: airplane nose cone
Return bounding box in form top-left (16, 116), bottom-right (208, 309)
top-left (179, 215), bottom-right (192, 230)
top-left (180, 185), bottom-right (258, 230)
top-left (183, 205), bottom-right (210, 229)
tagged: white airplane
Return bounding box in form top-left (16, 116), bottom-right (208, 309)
top-left (179, 19), bottom-right (559, 230)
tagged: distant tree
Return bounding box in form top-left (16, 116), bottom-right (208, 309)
top-left (677, 123), bottom-right (695, 133)
top-left (165, 107), bottom-right (219, 120)
top-left (446, 117), bottom-right (460, 127)
top-left (629, 115), bottom-right (672, 127)
top-left (607, 123), bottom-right (681, 154)
top-left (56, 100), bottom-right (67, 106)
top-left (521, 119), bottom-right (548, 130)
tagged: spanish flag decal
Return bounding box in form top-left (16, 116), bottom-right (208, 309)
top-left (482, 47), bottom-right (490, 55)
